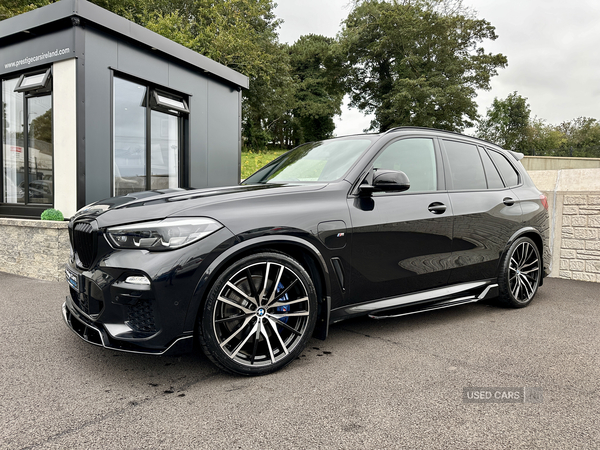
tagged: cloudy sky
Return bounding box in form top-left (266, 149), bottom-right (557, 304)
top-left (274, 0), bottom-right (600, 136)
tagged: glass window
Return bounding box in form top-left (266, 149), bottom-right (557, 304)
top-left (479, 147), bottom-right (504, 189)
top-left (488, 150), bottom-right (520, 187)
top-left (113, 77), bottom-right (147, 196)
top-left (113, 76), bottom-right (186, 196)
top-left (27, 95), bottom-right (53, 204)
top-left (244, 138), bottom-right (371, 184)
top-left (373, 138), bottom-right (437, 192)
top-left (152, 90), bottom-right (189, 113)
top-left (443, 140), bottom-right (486, 190)
top-left (2, 78), bottom-right (24, 204)
top-left (15, 68), bottom-right (51, 93)
top-left (151, 111), bottom-right (179, 189)
top-left (2, 73), bottom-right (53, 206)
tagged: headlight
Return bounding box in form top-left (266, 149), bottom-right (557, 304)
top-left (106, 217), bottom-right (223, 250)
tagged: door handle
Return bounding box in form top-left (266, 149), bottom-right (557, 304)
top-left (503, 197), bottom-right (515, 206)
top-left (428, 202), bottom-right (447, 214)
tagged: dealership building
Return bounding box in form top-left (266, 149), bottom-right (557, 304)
top-left (0, 0), bottom-right (248, 219)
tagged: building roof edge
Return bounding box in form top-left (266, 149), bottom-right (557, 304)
top-left (0, 0), bottom-right (249, 89)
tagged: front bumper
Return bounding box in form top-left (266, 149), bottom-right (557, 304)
top-left (62, 226), bottom-right (235, 355)
top-left (62, 299), bottom-right (193, 355)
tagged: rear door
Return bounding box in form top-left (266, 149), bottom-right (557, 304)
top-left (440, 139), bottom-right (524, 284)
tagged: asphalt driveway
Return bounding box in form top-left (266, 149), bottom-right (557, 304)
top-left (1, 272), bottom-right (598, 449)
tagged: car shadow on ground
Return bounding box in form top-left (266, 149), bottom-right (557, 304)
top-left (62, 291), bottom-right (543, 383)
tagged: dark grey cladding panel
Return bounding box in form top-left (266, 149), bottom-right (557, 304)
top-left (116, 42), bottom-right (169, 87)
top-left (207, 80), bottom-right (241, 187)
top-left (0, 28), bottom-right (75, 75)
top-left (0, 0), bottom-right (248, 89)
top-left (168, 66), bottom-right (209, 189)
top-left (84, 29), bottom-right (118, 204)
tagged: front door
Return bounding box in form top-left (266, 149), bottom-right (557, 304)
top-left (348, 137), bottom-right (454, 303)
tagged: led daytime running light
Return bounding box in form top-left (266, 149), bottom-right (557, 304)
top-left (106, 217), bottom-right (222, 251)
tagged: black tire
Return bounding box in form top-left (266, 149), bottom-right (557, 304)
top-left (198, 252), bottom-right (318, 376)
top-left (498, 236), bottom-right (541, 308)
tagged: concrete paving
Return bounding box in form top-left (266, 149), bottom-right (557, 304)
top-left (1, 272), bottom-right (598, 449)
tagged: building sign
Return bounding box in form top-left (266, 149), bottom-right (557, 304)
top-left (4, 47), bottom-right (71, 70)
top-left (0, 28), bottom-right (75, 75)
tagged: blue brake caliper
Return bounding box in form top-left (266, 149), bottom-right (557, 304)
top-left (275, 282), bottom-right (289, 325)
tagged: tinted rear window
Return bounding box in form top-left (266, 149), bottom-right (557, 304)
top-left (488, 150), bottom-right (520, 187)
top-left (443, 140), bottom-right (486, 190)
top-left (479, 147), bottom-right (505, 189)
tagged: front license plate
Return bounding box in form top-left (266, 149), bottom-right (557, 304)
top-left (65, 267), bottom-right (79, 292)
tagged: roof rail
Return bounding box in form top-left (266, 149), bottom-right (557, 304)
top-left (380, 126), bottom-right (511, 151)
top-left (381, 126), bottom-right (467, 138)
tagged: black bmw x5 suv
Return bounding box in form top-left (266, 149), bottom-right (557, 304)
top-left (63, 127), bottom-right (550, 375)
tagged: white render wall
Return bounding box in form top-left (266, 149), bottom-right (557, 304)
top-left (52, 58), bottom-right (78, 218)
top-left (522, 156), bottom-right (600, 171)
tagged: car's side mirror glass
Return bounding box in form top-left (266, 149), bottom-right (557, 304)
top-left (360, 169), bottom-right (410, 194)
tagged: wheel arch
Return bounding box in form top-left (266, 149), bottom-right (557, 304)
top-left (500, 227), bottom-right (546, 286)
top-left (185, 235), bottom-right (332, 338)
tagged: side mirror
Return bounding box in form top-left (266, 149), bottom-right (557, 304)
top-left (360, 170), bottom-right (410, 194)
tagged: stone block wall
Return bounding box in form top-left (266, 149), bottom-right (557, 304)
top-left (0, 218), bottom-right (69, 282)
top-left (529, 168), bottom-right (600, 283)
top-left (558, 195), bottom-right (600, 282)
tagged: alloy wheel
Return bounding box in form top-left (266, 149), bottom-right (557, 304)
top-left (508, 240), bottom-right (540, 303)
top-left (209, 258), bottom-right (313, 370)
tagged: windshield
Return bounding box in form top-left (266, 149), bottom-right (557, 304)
top-left (243, 138), bottom-right (373, 184)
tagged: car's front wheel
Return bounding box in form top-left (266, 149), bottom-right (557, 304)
top-left (198, 252), bottom-right (317, 376)
top-left (498, 236), bottom-right (541, 308)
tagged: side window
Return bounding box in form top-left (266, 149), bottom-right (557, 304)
top-left (443, 140), bottom-right (486, 190)
top-left (488, 150), bottom-right (520, 187)
top-left (373, 138), bottom-right (437, 192)
top-left (479, 147), bottom-right (504, 189)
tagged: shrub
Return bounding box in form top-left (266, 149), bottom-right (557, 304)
top-left (41, 208), bottom-right (64, 221)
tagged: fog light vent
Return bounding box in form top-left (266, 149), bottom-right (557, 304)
top-left (127, 300), bottom-right (157, 332)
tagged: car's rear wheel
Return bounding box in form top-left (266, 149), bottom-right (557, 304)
top-left (198, 252), bottom-right (317, 376)
top-left (498, 236), bottom-right (541, 308)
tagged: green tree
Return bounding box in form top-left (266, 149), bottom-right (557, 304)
top-left (143, 1), bottom-right (282, 80)
top-left (142, 0), bottom-right (294, 150)
top-left (0, 0), bottom-right (52, 21)
top-left (340, 0), bottom-right (507, 132)
top-left (556, 117), bottom-right (600, 150)
top-left (88, 0), bottom-right (146, 21)
top-left (241, 41), bottom-right (295, 149)
top-left (0, 0), bottom-right (145, 21)
top-left (288, 34), bottom-right (346, 143)
top-left (30, 108), bottom-right (52, 146)
top-left (524, 117), bottom-right (566, 155)
top-left (477, 92), bottom-right (531, 151)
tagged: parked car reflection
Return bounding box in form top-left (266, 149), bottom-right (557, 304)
top-left (18, 179), bottom-right (52, 203)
